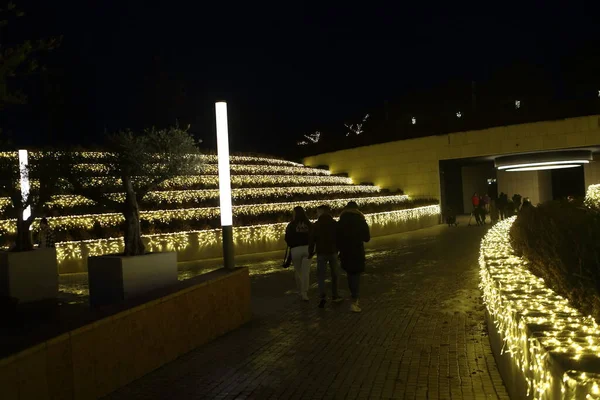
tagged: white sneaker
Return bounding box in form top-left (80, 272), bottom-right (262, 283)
top-left (350, 301), bottom-right (361, 313)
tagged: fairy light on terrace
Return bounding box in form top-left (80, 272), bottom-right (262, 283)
top-left (585, 184), bottom-right (600, 210)
top-left (54, 205), bottom-right (440, 265)
top-left (0, 194), bottom-right (411, 233)
top-left (480, 217), bottom-right (600, 399)
top-left (0, 185), bottom-right (382, 213)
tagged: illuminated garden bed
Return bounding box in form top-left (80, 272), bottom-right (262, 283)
top-left (56, 205), bottom-right (440, 273)
top-left (480, 217), bottom-right (600, 399)
top-left (585, 184), bottom-right (600, 210)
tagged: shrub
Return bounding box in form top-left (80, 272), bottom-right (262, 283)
top-left (510, 201), bottom-right (600, 322)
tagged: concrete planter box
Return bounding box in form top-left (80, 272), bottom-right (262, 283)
top-left (88, 252), bottom-right (177, 307)
top-left (0, 248), bottom-right (58, 303)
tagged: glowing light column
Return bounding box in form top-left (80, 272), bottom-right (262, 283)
top-left (18, 150), bottom-right (32, 222)
top-left (215, 102), bottom-right (234, 269)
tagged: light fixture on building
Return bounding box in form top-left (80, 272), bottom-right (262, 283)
top-left (411, 117), bottom-right (416, 125)
top-left (495, 150), bottom-right (593, 172)
top-left (515, 100), bottom-right (521, 109)
top-left (456, 112), bottom-right (462, 118)
top-left (487, 178), bottom-right (497, 185)
top-left (215, 101), bottom-right (234, 269)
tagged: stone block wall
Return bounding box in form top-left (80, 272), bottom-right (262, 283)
top-left (0, 267), bottom-right (252, 400)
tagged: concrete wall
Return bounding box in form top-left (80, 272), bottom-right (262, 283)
top-left (497, 170), bottom-right (553, 206)
top-left (585, 158), bottom-right (600, 187)
top-left (304, 115), bottom-right (600, 200)
top-left (0, 267), bottom-right (252, 400)
top-left (461, 164), bottom-right (495, 213)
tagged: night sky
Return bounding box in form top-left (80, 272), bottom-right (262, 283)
top-left (3, 1), bottom-right (600, 157)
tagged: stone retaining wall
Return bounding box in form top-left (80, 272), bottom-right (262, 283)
top-left (0, 267), bottom-right (251, 400)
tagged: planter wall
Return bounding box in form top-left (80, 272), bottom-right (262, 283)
top-left (0, 248), bottom-right (58, 303)
top-left (57, 205), bottom-right (440, 274)
top-left (0, 267), bottom-right (252, 400)
top-left (88, 252), bottom-right (177, 307)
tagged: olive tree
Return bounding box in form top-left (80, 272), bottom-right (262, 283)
top-left (66, 127), bottom-right (200, 256)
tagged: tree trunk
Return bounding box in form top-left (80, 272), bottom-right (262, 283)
top-left (122, 178), bottom-right (145, 256)
top-left (14, 217), bottom-right (33, 252)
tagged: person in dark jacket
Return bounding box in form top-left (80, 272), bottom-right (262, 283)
top-left (285, 206), bottom-right (312, 301)
top-left (37, 218), bottom-right (55, 248)
top-left (309, 205), bottom-right (342, 308)
top-left (336, 201), bottom-right (370, 313)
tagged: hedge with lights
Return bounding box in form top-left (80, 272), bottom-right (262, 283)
top-left (481, 217), bottom-right (600, 399)
top-left (510, 201), bottom-right (600, 324)
top-left (26, 174), bottom-right (354, 192)
top-left (55, 205), bottom-right (441, 273)
top-left (0, 151), bottom-right (304, 167)
top-left (0, 185), bottom-right (384, 214)
top-left (585, 184), bottom-right (600, 210)
top-left (0, 195), bottom-right (429, 244)
top-left (70, 163), bottom-right (330, 177)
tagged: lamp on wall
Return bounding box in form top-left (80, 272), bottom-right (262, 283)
top-left (495, 151), bottom-right (593, 172)
top-left (215, 101), bottom-right (234, 269)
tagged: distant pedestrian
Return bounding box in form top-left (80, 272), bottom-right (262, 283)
top-left (490, 200), bottom-right (499, 224)
top-left (497, 192), bottom-right (508, 220)
top-left (309, 205), bottom-right (342, 308)
top-left (37, 218), bottom-right (55, 248)
top-left (483, 193), bottom-right (491, 212)
top-left (285, 206), bottom-right (312, 301)
top-left (471, 192), bottom-right (480, 214)
top-left (337, 201), bottom-right (370, 313)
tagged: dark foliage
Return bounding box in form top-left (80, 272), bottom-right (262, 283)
top-left (510, 201), bottom-right (600, 322)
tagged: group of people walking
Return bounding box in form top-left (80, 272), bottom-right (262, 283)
top-left (284, 201), bottom-right (370, 313)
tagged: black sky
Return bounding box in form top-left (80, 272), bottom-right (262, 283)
top-left (3, 1), bottom-right (600, 156)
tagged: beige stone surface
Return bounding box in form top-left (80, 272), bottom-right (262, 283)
top-left (305, 116), bottom-right (600, 200)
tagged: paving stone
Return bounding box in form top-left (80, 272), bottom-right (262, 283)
top-left (106, 222), bottom-right (508, 400)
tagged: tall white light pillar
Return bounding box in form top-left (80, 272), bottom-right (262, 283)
top-left (18, 150), bottom-right (31, 222)
top-left (215, 101), bottom-right (234, 269)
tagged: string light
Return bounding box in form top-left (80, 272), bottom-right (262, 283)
top-left (55, 205), bottom-right (440, 267)
top-left (480, 217), bottom-right (600, 399)
top-left (71, 163), bottom-right (331, 176)
top-left (0, 195), bottom-right (411, 233)
top-left (585, 184), bottom-right (600, 210)
top-left (0, 185), bottom-right (382, 213)
top-left (0, 151), bottom-right (304, 167)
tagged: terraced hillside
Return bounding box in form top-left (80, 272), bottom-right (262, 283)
top-left (0, 152), bottom-right (439, 273)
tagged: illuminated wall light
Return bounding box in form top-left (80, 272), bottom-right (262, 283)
top-left (498, 160), bottom-right (590, 171)
top-left (515, 100), bottom-right (521, 109)
top-left (18, 150), bottom-right (31, 222)
top-left (411, 117), bottom-right (416, 125)
top-left (506, 164), bottom-right (582, 172)
top-left (456, 111), bottom-right (462, 118)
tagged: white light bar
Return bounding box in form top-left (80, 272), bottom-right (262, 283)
top-left (215, 102), bottom-right (233, 226)
top-left (506, 164), bottom-right (582, 172)
top-left (498, 160), bottom-right (590, 170)
top-left (18, 150), bottom-right (31, 221)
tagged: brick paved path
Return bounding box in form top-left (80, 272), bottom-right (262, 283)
top-left (106, 222), bottom-right (508, 400)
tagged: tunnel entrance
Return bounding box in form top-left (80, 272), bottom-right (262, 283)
top-left (439, 158), bottom-right (497, 217)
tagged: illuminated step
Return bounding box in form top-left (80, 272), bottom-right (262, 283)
top-left (0, 195), bottom-right (410, 233)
